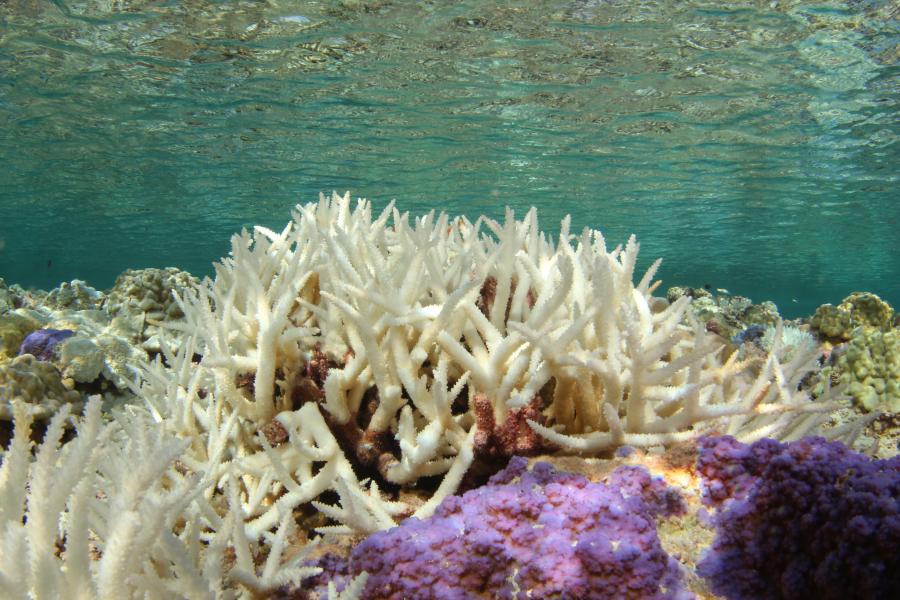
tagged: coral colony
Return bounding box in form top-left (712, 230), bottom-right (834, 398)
top-left (300, 458), bottom-right (693, 600)
top-left (696, 436), bottom-right (899, 600)
top-left (0, 192), bottom-right (892, 599)
top-left (17, 329), bottom-right (75, 362)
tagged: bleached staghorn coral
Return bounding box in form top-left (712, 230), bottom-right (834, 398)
top-left (137, 192), bottom-right (855, 541)
top-left (0, 397), bottom-right (365, 599)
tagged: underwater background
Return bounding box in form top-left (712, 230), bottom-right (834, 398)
top-left (0, 0), bottom-right (897, 318)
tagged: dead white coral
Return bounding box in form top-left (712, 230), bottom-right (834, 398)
top-left (136, 191), bottom-right (851, 540)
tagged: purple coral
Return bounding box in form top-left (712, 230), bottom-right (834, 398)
top-left (18, 328), bottom-right (75, 361)
top-left (317, 457), bottom-right (691, 600)
top-left (696, 436), bottom-right (900, 600)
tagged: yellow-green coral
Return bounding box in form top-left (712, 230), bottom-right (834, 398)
top-left (0, 312), bottom-right (41, 361)
top-left (835, 328), bottom-right (900, 413)
top-left (811, 292), bottom-right (894, 340)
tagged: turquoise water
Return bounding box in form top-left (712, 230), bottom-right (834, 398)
top-left (1, 0), bottom-right (897, 318)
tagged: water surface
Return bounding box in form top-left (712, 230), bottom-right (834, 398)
top-left (1, 0), bottom-right (897, 317)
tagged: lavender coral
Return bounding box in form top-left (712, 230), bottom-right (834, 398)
top-left (696, 436), bottom-right (900, 600)
top-left (320, 457), bottom-right (691, 599)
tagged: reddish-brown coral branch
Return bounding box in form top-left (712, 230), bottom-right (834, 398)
top-left (472, 393), bottom-right (554, 460)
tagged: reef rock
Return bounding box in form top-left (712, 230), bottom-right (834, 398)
top-left (0, 354), bottom-right (82, 420)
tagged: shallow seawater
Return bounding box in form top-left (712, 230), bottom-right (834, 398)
top-left (0, 0), bottom-right (897, 317)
